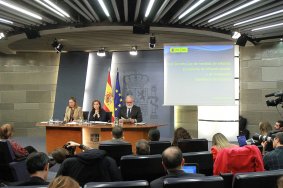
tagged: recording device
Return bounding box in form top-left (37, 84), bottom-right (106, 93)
top-left (265, 91), bottom-right (283, 106)
top-left (252, 133), bottom-right (273, 143)
top-left (237, 135), bottom-right (247, 147)
top-left (63, 143), bottom-right (76, 156)
top-left (182, 163), bottom-right (198, 174)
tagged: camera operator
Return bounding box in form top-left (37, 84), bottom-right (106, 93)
top-left (256, 120), bottom-right (283, 153)
top-left (271, 120), bottom-right (283, 134)
top-left (263, 132), bottom-right (283, 170)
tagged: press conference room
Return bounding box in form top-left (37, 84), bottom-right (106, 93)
top-left (1, 0), bottom-right (283, 188)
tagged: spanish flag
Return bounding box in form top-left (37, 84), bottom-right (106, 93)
top-left (103, 71), bottom-right (114, 122)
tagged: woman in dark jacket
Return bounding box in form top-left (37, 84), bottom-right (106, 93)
top-left (88, 99), bottom-right (107, 122)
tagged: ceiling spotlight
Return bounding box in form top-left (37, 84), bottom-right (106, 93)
top-left (232, 31), bottom-right (241, 39)
top-left (130, 46), bottom-right (138, 56)
top-left (97, 48), bottom-right (106, 57)
top-left (51, 39), bottom-right (63, 53)
top-left (280, 38), bottom-right (283, 41)
top-left (149, 34), bottom-right (156, 49)
top-left (0, 32), bottom-right (5, 39)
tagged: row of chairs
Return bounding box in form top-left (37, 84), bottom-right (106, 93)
top-left (6, 170), bottom-right (283, 188)
top-left (0, 139), bottom-right (210, 183)
top-left (120, 151), bottom-right (213, 182)
top-left (99, 139), bottom-right (208, 166)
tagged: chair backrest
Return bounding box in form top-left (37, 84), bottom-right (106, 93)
top-left (84, 180), bottom-right (149, 188)
top-left (0, 140), bottom-right (16, 164)
top-left (233, 169), bottom-right (283, 188)
top-left (213, 145), bottom-right (264, 175)
top-left (220, 173), bottom-right (233, 188)
top-left (148, 141), bottom-right (171, 155)
top-left (105, 112), bottom-right (112, 122)
top-left (177, 139), bottom-right (208, 153)
top-left (120, 154), bottom-right (166, 182)
top-left (99, 143), bottom-right (132, 166)
top-left (183, 151), bottom-right (213, 176)
top-left (164, 176), bottom-right (224, 188)
top-left (83, 111), bottom-right (89, 120)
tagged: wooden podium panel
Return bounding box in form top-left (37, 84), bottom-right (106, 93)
top-left (37, 123), bottom-right (160, 153)
top-left (46, 127), bottom-right (82, 153)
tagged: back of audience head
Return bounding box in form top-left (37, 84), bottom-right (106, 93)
top-left (26, 152), bottom-right (49, 179)
top-left (259, 121), bottom-right (272, 136)
top-left (136, 139), bottom-right (150, 155)
top-left (48, 176), bottom-right (80, 188)
top-left (0, 124), bottom-right (14, 139)
top-left (278, 176), bottom-right (283, 188)
top-left (148, 128), bottom-right (160, 141)
top-left (162, 146), bottom-right (184, 171)
top-left (112, 126), bottom-right (123, 139)
top-left (51, 148), bottom-right (70, 164)
top-left (212, 133), bottom-right (231, 149)
top-left (172, 127), bottom-right (191, 146)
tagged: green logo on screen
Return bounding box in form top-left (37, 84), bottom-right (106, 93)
top-left (170, 47), bottom-right (188, 53)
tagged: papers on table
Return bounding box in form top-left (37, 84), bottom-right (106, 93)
top-left (89, 121), bottom-right (108, 124)
top-left (135, 122), bottom-right (146, 125)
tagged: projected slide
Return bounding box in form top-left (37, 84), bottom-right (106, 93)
top-left (164, 44), bottom-right (235, 106)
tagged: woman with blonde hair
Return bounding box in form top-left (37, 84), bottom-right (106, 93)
top-left (48, 176), bottom-right (80, 188)
top-left (259, 121), bottom-right (272, 136)
top-left (63, 97), bottom-right (83, 122)
top-left (211, 133), bottom-right (238, 161)
top-left (0, 124), bottom-right (36, 158)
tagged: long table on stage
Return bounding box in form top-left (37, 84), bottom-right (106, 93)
top-left (36, 122), bottom-right (160, 153)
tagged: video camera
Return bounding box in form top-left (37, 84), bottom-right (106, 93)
top-left (252, 133), bottom-right (274, 143)
top-left (265, 91), bottom-right (283, 106)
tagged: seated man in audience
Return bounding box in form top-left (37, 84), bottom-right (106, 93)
top-left (148, 128), bottom-right (160, 141)
top-left (15, 152), bottom-right (50, 186)
top-left (100, 126), bottom-right (129, 144)
top-left (56, 148), bottom-right (122, 186)
top-left (263, 132), bottom-right (283, 170)
top-left (150, 146), bottom-right (204, 188)
top-left (136, 139), bottom-right (150, 155)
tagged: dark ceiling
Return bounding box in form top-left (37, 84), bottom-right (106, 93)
top-left (0, 0), bottom-right (282, 53)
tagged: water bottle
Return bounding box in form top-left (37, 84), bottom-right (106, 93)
top-left (114, 117), bottom-right (119, 126)
top-left (49, 116), bottom-right (53, 125)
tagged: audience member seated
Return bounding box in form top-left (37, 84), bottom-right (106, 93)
top-left (172, 127), bottom-right (191, 146)
top-left (213, 145), bottom-right (264, 175)
top-left (263, 132), bottom-right (283, 170)
top-left (211, 133), bottom-right (238, 161)
top-left (48, 176), bottom-right (80, 188)
top-left (14, 152), bottom-right (50, 186)
top-left (136, 139), bottom-right (150, 155)
top-left (56, 149), bottom-right (122, 186)
top-left (148, 129), bottom-right (160, 141)
top-left (50, 148), bottom-right (71, 172)
top-left (100, 126), bottom-right (129, 144)
top-left (278, 176), bottom-right (283, 188)
top-left (150, 146), bottom-right (204, 188)
top-left (0, 124), bottom-right (37, 158)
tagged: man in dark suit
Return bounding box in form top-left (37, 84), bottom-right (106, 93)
top-left (118, 95), bottom-right (143, 123)
top-left (13, 152), bottom-right (50, 186)
top-left (150, 146), bottom-right (204, 188)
